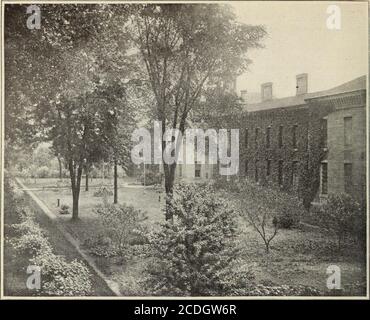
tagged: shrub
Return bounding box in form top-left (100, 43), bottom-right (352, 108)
top-left (93, 186), bottom-right (113, 197)
top-left (31, 252), bottom-right (92, 296)
top-left (10, 232), bottom-right (52, 256)
top-left (83, 234), bottom-right (118, 258)
top-left (94, 203), bottom-right (147, 256)
top-left (145, 183), bottom-right (254, 296)
top-left (4, 177), bottom-right (25, 218)
top-left (59, 205), bottom-right (70, 215)
top-left (274, 200), bottom-right (302, 229)
top-left (212, 176), bottom-right (243, 193)
top-left (247, 284), bottom-right (321, 296)
top-left (139, 170), bottom-right (162, 186)
top-left (11, 219), bottom-right (45, 237)
top-left (36, 166), bottom-right (50, 178)
top-left (319, 193), bottom-right (362, 251)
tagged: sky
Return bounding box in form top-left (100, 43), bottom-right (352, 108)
top-left (230, 1), bottom-right (368, 100)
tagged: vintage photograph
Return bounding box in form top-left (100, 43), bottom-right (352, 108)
top-left (1, 1), bottom-right (368, 298)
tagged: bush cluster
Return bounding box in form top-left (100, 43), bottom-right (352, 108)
top-left (93, 186), bottom-right (113, 197)
top-left (31, 252), bottom-right (92, 296)
top-left (6, 177), bottom-right (93, 296)
top-left (318, 193), bottom-right (365, 251)
top-left (247, 284), bottom-right (321, 296)
top-left (139, 170), bottom-right (162, 186)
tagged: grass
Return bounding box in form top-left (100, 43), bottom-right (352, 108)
top-left (20, 178), bottom-right (367, 296)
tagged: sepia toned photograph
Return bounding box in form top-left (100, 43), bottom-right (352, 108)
top-left (1, 1), bottom-right (368, 300)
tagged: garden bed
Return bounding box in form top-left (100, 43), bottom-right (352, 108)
top-left (20, 178), bottom-right (367, 296)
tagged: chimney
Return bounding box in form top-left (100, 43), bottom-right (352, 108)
top-left (296, 73), bottom-right (308, 95)
top-left (261, 82), bottom-right (273, 101)
top-left (240, 90), bottom-right (248, 103)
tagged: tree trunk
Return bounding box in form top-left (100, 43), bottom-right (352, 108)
top-left (265, 243), bottom-right (270, 253)
top-left (72, 189), bottom-right (80, 220)
top-left (69, 160), bottom-right (83, 221)
top-left (164, 163), bottom-right (176, 221)
top-left (114, 160), bottom-right (118, 204)
top-left (85, 166), bottom-right (89, 192)
top-left (58, 156), bottom-right (62, 181)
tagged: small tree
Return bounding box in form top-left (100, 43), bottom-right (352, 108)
top-left (319, 193), bottom-right (362, 252)
top-left (145, 183), bottom-right (254, 296)
top-left (238, 180), bottom-right (304, 253)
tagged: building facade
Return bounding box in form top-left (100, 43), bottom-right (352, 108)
top-left (141, 74), bottom-right (366, 207)
top-left (238, 74), bottom-right (366, 206)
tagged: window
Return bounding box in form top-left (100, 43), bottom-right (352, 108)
top-left (278, 160), bottom-right (283, 186)
top-left (245, 129), bottom-right (249, 148)
top-left (266, 127), bottom-right (271, 148)
top-left (245, 160), bottom-right (249, 176)
top-left (195, 162), bottom-right (201, 178)
top-left (344, 163), bottom-right (353, 193)
top-left (344, 117), bottom-right (352, 148)
top-left (292, 161), bottom-right (299, 191)
top-left (255, 127), bottom-right (259, 148)
top-left (292, 125), bottom-right (298, 149)
top-left (321, 162), bottom-right (328, 195)
top-left (321, 118), bottom-right (328, 148)
top-left (266, 159), bottom-right (271, 177)
top-left (255, 161), bottom-right (259, 182)
top-left (278, 125), bottom-right (283, 148)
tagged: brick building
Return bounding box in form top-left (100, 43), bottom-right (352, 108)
top-left (238, 74), bottom-right (366, 206)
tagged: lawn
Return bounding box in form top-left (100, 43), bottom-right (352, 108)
top-left (21, 178), bottom-right (367, 296)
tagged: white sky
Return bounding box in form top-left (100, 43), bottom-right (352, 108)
top-left (230, 1), bottom-right (368, 99)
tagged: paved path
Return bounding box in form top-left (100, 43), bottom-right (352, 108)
top-left (15, 178), bottom-right (121, 296)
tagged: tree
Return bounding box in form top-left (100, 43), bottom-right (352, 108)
top-left (240, 184), bottom-right (279, 254)
top-left (36, 79), bottom-right (128, 219)
top-left (130, 4), bottom-right (266, 220)
top-left (145, 183), bottom-right (254, 296)
top-left (238, 180), bottom-right (305, 253)
top-left (193, 86), bottom-right (244, 130)
top-left (5, 4), bottom-right (136, 218)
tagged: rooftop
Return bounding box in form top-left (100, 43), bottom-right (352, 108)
top-left (244, 75), bottom-right (366, 113)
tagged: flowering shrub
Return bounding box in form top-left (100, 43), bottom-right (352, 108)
top-left (83, 235), bottom-right (118, 258)
top-left (145, 183), bottom-right (254, 296)
top-left (94, 203), bottom-right (147, 256)
top-left (36, 166), bottom-right (50, 178)
top-left (6, 175), bottom-right (93, 296)
top-left (31, 252), bottom-right (92, 296)
top-left (11, 219), bottom-right (45, 237)
top-left (10, 230), bottom-right (52, 256)
top-left (247, 284), bottom-right (321, 296)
